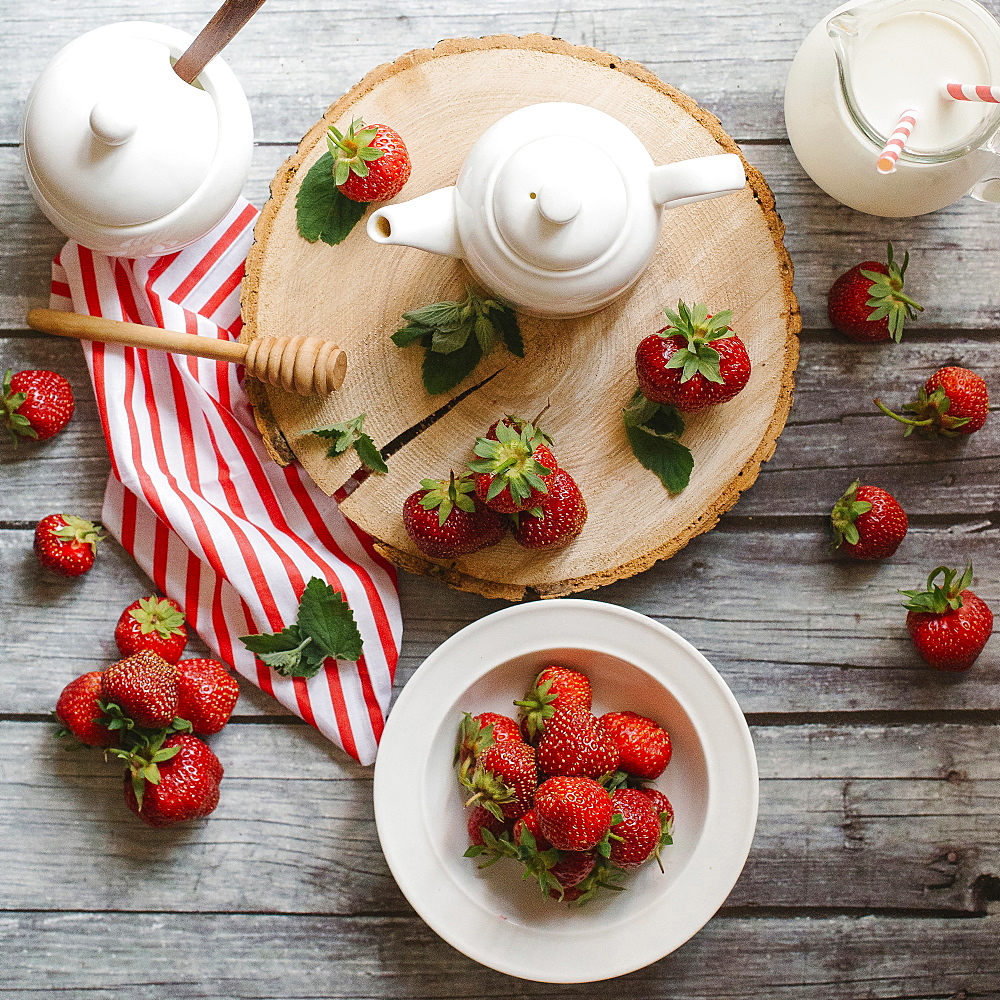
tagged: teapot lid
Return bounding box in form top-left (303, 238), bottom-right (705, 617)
top-left (492, 136), bottom-right (626, 271)
top-left (23, 23), bottom-right (218, 229)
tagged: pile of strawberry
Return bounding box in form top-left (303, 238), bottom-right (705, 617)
top-left (403, 414), bottom-right (587, 558)
top-left (53, 595), bottom-right (239, 827)
top-left (456, 665), bottom-right (674, 904)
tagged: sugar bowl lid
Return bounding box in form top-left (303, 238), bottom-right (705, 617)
top-left (23, 22), bottom-right (220, 228)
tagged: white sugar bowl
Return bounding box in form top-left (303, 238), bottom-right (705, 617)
top-left (22, 21), bottom-right (253, 258)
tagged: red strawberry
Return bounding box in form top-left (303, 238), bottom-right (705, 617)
top-left (402, 471), bottom-right (507, 559)
top-left (473, 712), bottom-right (522, 745)
top-left (455, 711), bottom-right (523, 785)
top-left (536, 708), bottom-right (619, 779)
top-left (468, 420), bottom-right (558, 513)
top-left (547, 852), bottom-right (597, 898)
top-left (2, 368), bottom-right (74, 441)
top-left (514, 665), bottom-right (592, 742)
top-left (876, 366), bottom-right (989, 438)
top-left (463, 738), bottom-right (538, 819)
top-left (830, 480), bottom-right (908, 560)
top-left (114, 596), bottom-right (188, 663)
top-left (608, 788), bottom-right (661, 870)
top-left (328, 119), bottom-right (411, 203)
top-left (101, 649), bottom-right (180, 728)
top-left (637, 786), bottom-right (675, 829)
top-left (54, 671), bottom-right (116, 747)
top-left (599, 710), bottom-right (672, 780)
top-left (827, 243), bottom-right (922, 343)
top-left (534, 775), bottom-right (614, 851)
top-left (512, 808), bottom-right (553, 851)
top-left (510, 469), bottom-right (588, 550)
top-left (175, 658), bottom-right (239, 735)
top-left (121, 733), bottom-right (223, 827)
top-left (635, 301), bottom-right (751, 412)
top-left (467, 804), bottom-right (509, 848)
top-left (33, 514), bottom-right (102, 577)
top-left (900, 565), bottom-right (994, 671)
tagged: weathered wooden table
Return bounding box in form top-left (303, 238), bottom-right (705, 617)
top-left (2, 1), bottom-right (998, 996)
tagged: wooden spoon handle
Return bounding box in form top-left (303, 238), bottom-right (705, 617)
top-left (27, 308), bottom-right (247, 363)
top-left (172, 0), bottom-right (267, 85)
top-left (26, 309), bottom-right (348, 396)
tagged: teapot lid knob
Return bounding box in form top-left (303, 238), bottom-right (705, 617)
top-left (536, 181), bottom-right (583, 225)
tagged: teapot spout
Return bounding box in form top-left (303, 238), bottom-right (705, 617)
top-left (366, 187), bottom-right (462, 258)
top-left (649, 153), bottom-right (746, 209)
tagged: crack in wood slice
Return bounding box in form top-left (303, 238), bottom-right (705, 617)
top-left (241, 34), bottom-right (800, 601)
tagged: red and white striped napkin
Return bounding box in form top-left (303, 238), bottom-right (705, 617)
top-left (50, 200), bottom-right (401, 766)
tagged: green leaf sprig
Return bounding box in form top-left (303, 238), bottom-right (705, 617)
top-left (391, 286), bottom-right (523, 395)
top-left (296, 151), bottom-right (368, 246)
top-left (623, 389), bottom-right (694, 495)
top-left (309, 413), bottom-right (388, 474)
top-left (240, 577), bottom-right (364, 678)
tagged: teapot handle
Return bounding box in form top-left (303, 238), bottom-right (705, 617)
top-left (650, 153), bottom-right (746, 209)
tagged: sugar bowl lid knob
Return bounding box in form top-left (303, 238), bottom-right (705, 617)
top-left (88, 100), bottom-right (139, 147)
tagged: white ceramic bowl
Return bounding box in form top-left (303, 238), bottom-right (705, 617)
top-left (373, 599), bottom-right (758, 983)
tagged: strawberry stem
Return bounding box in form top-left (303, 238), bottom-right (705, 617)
top-left (873, 397), bottom-right (933, 427)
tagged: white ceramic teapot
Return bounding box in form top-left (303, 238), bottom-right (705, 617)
top-left (366, 102), bottom-right (746, 317)
top-left (22, 21), bottom-right (253, 258)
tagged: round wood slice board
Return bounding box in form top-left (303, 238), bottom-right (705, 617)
top-left (242, 34), bottom-right (800, 602)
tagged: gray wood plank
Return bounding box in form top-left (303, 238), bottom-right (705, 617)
top-left (1, 720), bottom-right (998, 914)
top-left (2, 522), bottom-right (998, 714)
top-left (0, 910), bottom-right (998, 998)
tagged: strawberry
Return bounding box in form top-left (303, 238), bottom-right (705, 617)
top-left (635, 301), bottom-right (751, 412)
top-left (637, 786), bottom-right (675, 830)
top-left (514, 665), bottom-right (592, 742)
top-left (114, 596), bottom-right (188, 663)
top-left (533, 775), bottom-right (614, 851)
top-left (33, 514), bottom-right (102, 577)
top-left (900, 565), bottom-right (994, 671)
top-left (462, 738), bottom-right (538, 820)
top-left (468, 420), bottom-right (558, 513)
top-left (830, 480), bottom-right (908, 560)
top-left (474, 712), bottom-right (522, 745)
top-left (54, 671), bottom-right (116, 747)
top-left (455, 711), bottom-right (522, 784)
top-left (876, 366), bottom-right (989, 438)
top-left (467, 804), bottom-right (509, 848)
top-left (2, 368), bottom-right (74, 441)
top-left (175, 658), bottom-right (239, 735)
top-left (328, 119), bottom-right (411, 203)
top-left (827, 243), bottom-right (922, 343)
top-left (608, 788), bottom-right (660, 870)
top-left (510, 469), bottom-right (588, 550)
top-left (599, 710), bottom-right (672, 780)
top-left (512, 808), bottom-right (553, 852)
top-left (121, 733), bottom-right (223, 827)
top-left (101, 649), bottom-right (180, 729)
top-left (402, 471), bottom-right (507, 558)
top-left (536, 708), bottom-right (619, 779)
top-left (547, 852), bottom-right (597, 896)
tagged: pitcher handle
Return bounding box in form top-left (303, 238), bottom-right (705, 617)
top-left (650, 153), bottom-right (746, 209)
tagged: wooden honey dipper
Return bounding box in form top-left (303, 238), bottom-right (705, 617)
top-left (26, 309), bottom-right (347, 396)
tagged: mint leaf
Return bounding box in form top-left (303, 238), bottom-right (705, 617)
top-left (493, 307), bottom-right (523, 358)
top-left (240, 626), bottom-right (328, 676)
top-left (296, 152), bottom-right (368, 246)
top-left (310, 413), bottom-right (387, 473)
top-left (391, 324), bottom-right (432, 348)
top-left (422, 335), bottom-right (482, 395)
top-left (626, 425), bottom-right (693, 495)
top-left (297, 578), bottom-right (364, 662)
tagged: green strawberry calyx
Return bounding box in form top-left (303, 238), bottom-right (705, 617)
top-left (899, 565), bottom-right (973, 614)
top-left (873, 383), bottom-right (971, 438)
top-left (468, 420), bottom-right (553, 504)
top-left (327, 119), bottom-right (385, 185)
top-left (513, 675), bottom-right (559, 742)
top-left (108, 729), bottom-right (183, 811)
top-left (860, 242), bottom-right (923, 343)
top-left (129, 596), bottom-right (186, 639)
top-left (657, 301), bottom-right (734, 385)
top-left (1, 368), bottom-right (36, 442)
top-left (460, 762), bottom-right (518, 821)
top-left (52, 514), bottom-right (104, 553)
top-left (830, 480), bottom-right (874, 548)
top-left (454, 711), bottom-right (496, 784)
top-left (418, 471), bottom-right (478, 528)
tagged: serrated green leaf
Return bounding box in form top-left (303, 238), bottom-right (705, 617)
top-left (473, 314), bottom-right (496, 354)
top-left (493, 306), bottom-right (524, 357)
top-left (353, 432), bottom-right (388, 474)
top-left (296, 152), bottom-right (369, 246)
top-left (391, 324), bottom-right (432, 348)
top-left (404, 301), bottom-right (467, 331)
top-left (625, 424), bottom-right (694, 494)
top-left (422, 335), bottom-right (483, 395)
top-left (431, 323), bottom-right (472, 355)
top-left (297, 578), bottom-right (364, 663)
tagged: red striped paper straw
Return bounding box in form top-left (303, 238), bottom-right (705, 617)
top-left (945, 81), bottom-right (1000, 103)
top-left (876, 108), bottom-right (918, 174)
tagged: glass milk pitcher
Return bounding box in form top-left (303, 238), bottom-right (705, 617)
top-left (784, 0), bottom-right (1000, 216)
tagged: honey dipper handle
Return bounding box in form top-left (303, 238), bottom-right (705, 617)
top-left (27, 309), bottom-right (248, 364)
